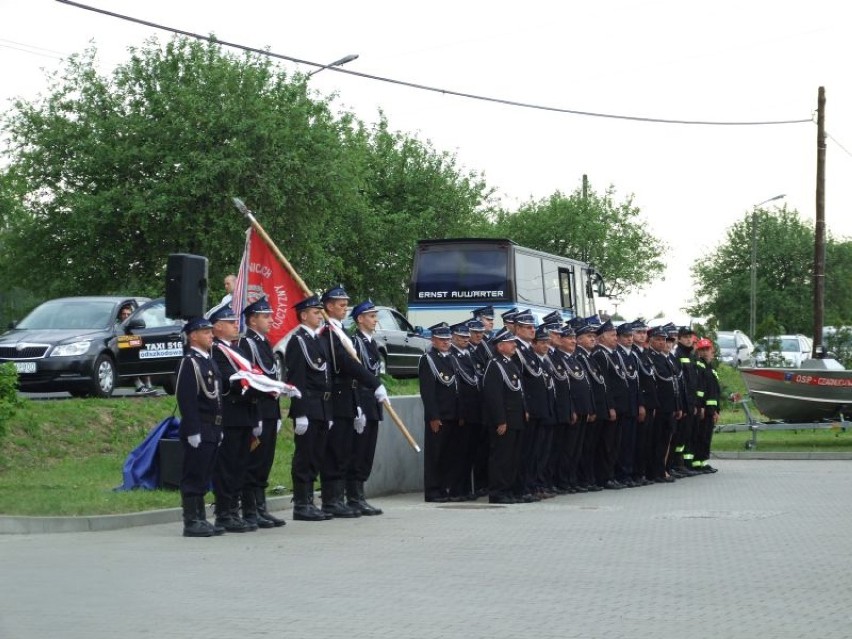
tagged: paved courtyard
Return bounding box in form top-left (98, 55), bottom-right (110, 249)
top-left (2, 459), bottom-right (852, 638)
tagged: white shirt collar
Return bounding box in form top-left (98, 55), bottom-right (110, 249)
top-left (191, 346), bottom-right (210, 359)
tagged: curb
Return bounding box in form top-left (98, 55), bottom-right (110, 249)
top-left (713, 451), bottom-right (852, 461)
top-left (0, 495), bottom-right (292, 535)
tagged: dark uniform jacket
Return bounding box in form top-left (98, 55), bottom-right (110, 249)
top-left (547, 349), bottom-right (575, 424)
top-left (575, 346), bottom-right (611, 416)
top-left (238, 328), bottom-right (281, 421)
top-left (648, 348), bottom-right (683, 413)
top-left (352, 329), bottom-right (384, 422)
top-left (515, 340), bottom-right (556, 424)
top-left (469, 341), bottom-right (493, 378)
top-left (633, 345), bottom-right (659, 412)
top-left (617, 344), bottom-right (643, 418)
top-left (481, 355), bottom-right (525, 431)
top-left (176, 348), bottom-right (223, 442)
top-left (451, 344), bottom-right (482, 424)
top-left (695, 357), bottom-right (721, 412)
top-left (673, 344), bottom-right (700, 413)
top-left (418, 350), bottom-right (459, 422)
top-left (212, 338), bottom-right (256, 429)
top-left (284, 326), bottom-right (333, 422)
top-left (592, 345), bottom-right (630, 416)
top-left (321, 321), bottom-right (381, 419)
top-left (560, 349), bottom-right (595, 416)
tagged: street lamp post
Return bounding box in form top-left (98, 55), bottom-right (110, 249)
top-left (307, 54), bottom-right (359, 77)
top-left (750, 193), bottom-right (786, 339)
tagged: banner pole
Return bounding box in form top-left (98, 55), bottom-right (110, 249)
top-left (232, 198), bottom-right (421, 453)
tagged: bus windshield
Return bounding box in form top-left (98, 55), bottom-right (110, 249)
top-left (411, 245), bottom-right (510, 303)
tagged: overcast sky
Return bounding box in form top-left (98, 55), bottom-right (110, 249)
top-left (3, 0), bottom-right (851, 326)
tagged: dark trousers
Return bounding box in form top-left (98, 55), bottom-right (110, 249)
top-left (565, 419), bottom-right (587, 487)
top-left (347, 419), bottom-right (380, 482)
top-left (694, 411), bottom-right (716, 463)
top-left (670, 412), bottom-right (695, 468)
top-left (448, 421), bottom-right (476, 497)
top-left (489, 426), bottom-right (522, 498)
top-left (180, 440), bottom-right (218, 496)
top-left (321, 416), bottom-right (355, 483)
top-left (651, 411), bottom-right (676, 480)
top-left (634, 412), bottom-right (654, 480)
top-left (550, 423), bottom-right (569, 488)
top-left (595, 417), bottom-right (620, 485)
top-left (579, 419), bottom-right (599, 486)
top-left (516, 418), bottom-right (540, 495)
top-left (424, 419), bottom-right (459, 500)
top-left (213, 427), bottom-right (251, 504)
top-left (533, 421), bottom-right (555, 489)
top-left (245, 417), bottom-right (278, 490)
top-left (291, 419), bottom-right (329, 485)
top-left (615, 416), bottom-right (637, 482)
top-left (472, 421), bottom-right (490, 494)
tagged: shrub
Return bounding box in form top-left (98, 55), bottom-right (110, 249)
top-left (0, 363), bottom-right (21, 449)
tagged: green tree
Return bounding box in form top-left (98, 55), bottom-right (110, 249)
top-left (689, 207), bottom-right (852, 338)
top-left (488, 185), bottom-right (666, 298)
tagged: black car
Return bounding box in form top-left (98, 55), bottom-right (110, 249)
top-left (274, 305), bottom-right (430, 378)
top-left (0, 296), bottom-right (185, 397)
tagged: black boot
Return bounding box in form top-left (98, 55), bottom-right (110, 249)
top-left (181, 494), bottom-right (213, 538)
top-left (321, 480), bottom-right (361, 518)
top-left (214, 495), bottom-right (251, 533)
top-left (255, 487), bottom-right (286, 527)
top-left (347, 480), bottom-right (383, 516)
top-left (292, 482), bottom-right (332, 521)
top-left (195, 496), bottom-right (221, 536)
top-left (241, 489), bottom-right (269, 529)
top-left (234, 496), bottom-right (257, 532)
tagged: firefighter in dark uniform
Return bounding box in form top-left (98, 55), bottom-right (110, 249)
top-left (514, 313), bottom-right (556, 500)
top-left (470, 305), bottom-right (496, 338)
top-left (693, 337), bottom-right (720, 473)
top-left (482, 329), bottom-right (526, 504)
top-left (614, 321), bottom-right (644, 487)
top-left (319, 285), bottom-right (386, 518)
top-left (419, 322), bottom-right (460, 503)
top-left (467, 319), bottom-right (493, 497)
top-left (544, 321), bottom-right (576, 494)
top-left (631, 319), bottom-right (658, 485)
top-left (284, 294), bottom-right (334, 521)
top-left (591, 320), bottom-right (629, 489)
top-left (574, 320), bottom-right (609, 491)
top-left (208, 303), bottom-right (258, 533)
top-left (671, 326), bottom-right (701, 477)
top-left (558, 323), bottom-right (595, 492)
top-left (346, 300), bottom-right (385, 516)
top-left (175, 316), bottom-right (223, 538)
top-left (449, 321), bottom-right (481, 501)
top-left (647, 326), bottom-right (683, 482)
top-left (238, 296), bottom-right (286, 528)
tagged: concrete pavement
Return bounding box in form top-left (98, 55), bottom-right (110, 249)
top-left (2, 459), bottom-right (852, 638)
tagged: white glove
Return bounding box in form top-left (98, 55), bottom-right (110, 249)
top-left (328, 420), bottom-right (334, 430)
top-left (287, 385), bottom-right (302, 399)
top-left (354, 407), bottom-right (366, 434)
top-left (187, 433), bottom-right (201, 448)
top-left (374, 384), bottom-right (389, 404)
top-left (294, 416), bottom-right (309, 436)
top-left (252, 422), bottom-right (263, 437)
top-left (276, 419), bottom-right (282, 434)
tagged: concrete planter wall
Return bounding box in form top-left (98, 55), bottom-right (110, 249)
top-left (365, 395), bottom-right (424, 497)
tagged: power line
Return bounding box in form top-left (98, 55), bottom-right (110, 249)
top-left (0, 41), bottom-right (64, 60)
top-left (826, 131), bottom-right (852, 160)
top-left (56, 0), bottom-right (813, 127)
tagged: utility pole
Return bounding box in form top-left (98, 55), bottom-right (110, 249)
top-left (813, 86), bottom-right (826, 356)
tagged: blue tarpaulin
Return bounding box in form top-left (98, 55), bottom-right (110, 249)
top-left (116, 416), bottom-right (181, 491)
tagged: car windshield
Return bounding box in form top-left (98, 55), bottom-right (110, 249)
top-left (717, 334), bottom-right (735, 349)
top-left (762, 337), bottom-right (799, 352)
top-left (17, 300), bottom-right (117, 330)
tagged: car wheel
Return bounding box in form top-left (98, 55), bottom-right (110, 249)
top-left (161, 375), bottom-right (177, 395)
top-left (90, 353), bottom-right (116, 398)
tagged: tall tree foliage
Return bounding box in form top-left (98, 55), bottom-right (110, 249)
top-left (689, 207), bottom-right (852, 337)
top-left (489, 186), bottom-right (666, 298)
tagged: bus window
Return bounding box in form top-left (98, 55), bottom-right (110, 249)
top-left (515, 252), bottom-right (545, 305)
top-left (411, 245), bottom-right (509, 301)
top-left (543, 259), bottom-right (563, 308)
top-left (558, 267), bottom-right (575, 312)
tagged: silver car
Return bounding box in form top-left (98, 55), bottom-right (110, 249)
top-left (717, 330), bottom-right (755, 367)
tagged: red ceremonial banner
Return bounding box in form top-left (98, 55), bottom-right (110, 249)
top-left (243, 228), bottom-right (304, 349)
